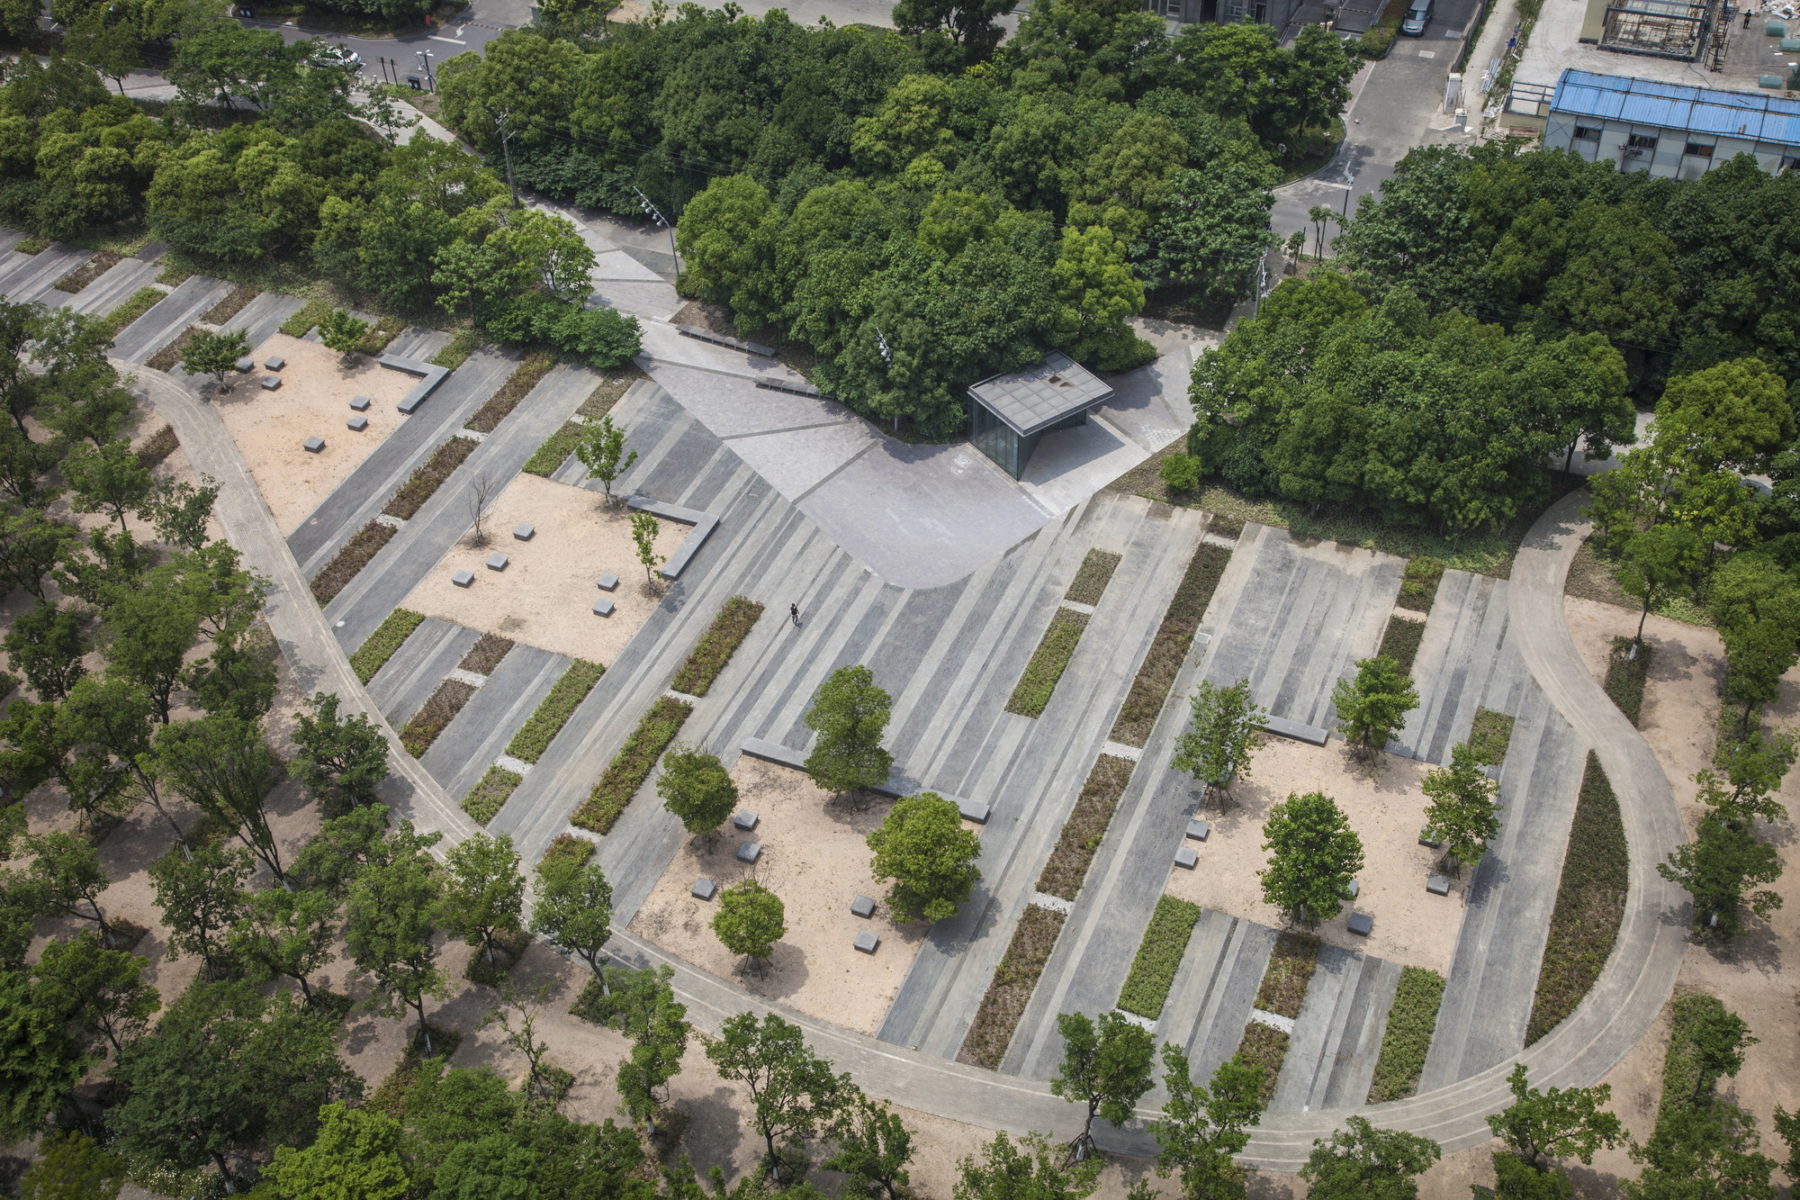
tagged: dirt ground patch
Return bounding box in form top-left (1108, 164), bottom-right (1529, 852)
top-left (215, 334), bottom-right (417, 535)
top-left (1160, 736), bottom-right (1462, 973)
top-left (398, 473), bottom-right (685, 663)
top-left (627, 758), bottom-right (936, 1038)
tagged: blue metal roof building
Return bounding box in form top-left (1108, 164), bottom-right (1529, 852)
top-left (1542, 69), bottom-right (1800, 178)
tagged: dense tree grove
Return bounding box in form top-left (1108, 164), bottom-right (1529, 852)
top-left (432, 3), bottom-right (1356, 435)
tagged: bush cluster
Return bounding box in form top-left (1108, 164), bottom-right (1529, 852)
top-left (1111, 543), bottom-right (1232, 746)
top-left (1367, 966), bottom-right (1446, 1102)
top-left (1005, 609), bottom-right (1089, 719)
top-left (1036, 755), bottom-right (1135, 901)
top-left (958, 905), bottom-right (1067, 1071)
top-left (670, 597), bottom-right (764, 698)
top-left (1117, 895), bottom-right (1202, 1019)
top-left (572, 696), bottom-right (693, 835)
top-left (349, 609), bottom-right (426, 684)
top-left (504, 660), bottom-right (605, 764)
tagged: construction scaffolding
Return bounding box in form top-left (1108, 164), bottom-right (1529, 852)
top-left (1600, 0), bottom-right (1710, 59)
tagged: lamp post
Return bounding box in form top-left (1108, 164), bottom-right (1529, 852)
top-left (415, 48), bottom-right (435, 90)
top-left (631, 186), bottom-right (679, 274)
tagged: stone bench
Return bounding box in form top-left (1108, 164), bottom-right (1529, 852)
top-left (234, 357), bottom-right (255, 373)
top-left (513, 524), bottom-right (535, 542)
top-left (1174, 846), bottom-right (1198, 869)
top-left (347, 416), bottom-right (367, 432)
top-left (261, 376), bottom-right (282, 391)
top-left (302, 436), bottom-right (323, 452)
top-left (736, 842), bottom-right (762, 864)
top-left (626, 495), bottom-right (719, 580)
top-left (853, 930), bottom-right (880, 954)
top-left (850, 895), bottom-right (875, 918)
top-left (738, 736), bottom-right (988, 821)
top-left (1186, 819), bottom-right (1210, 842)
top-left (732, 810), bottom-right (759, 831)
top-left (591, 598), bottom-right (614, 617)
top-left (673, 323), bottom-right (777, 357)
top-left (595, 573), bottom-right (619, 591)
top-left (452, 570), bottom-right (474, 588)
top-left (754, 378), bottom-right (831, 400)
top-left (1426, 874), bottom-right (1452, 895)
top-left (740, 736), bottom-right (809, 771)
top-left (1258, 714), bottom-right (1331, 745)
top-left (264, 355), bottom-right (286, 371)
top-left (349, 396), bottom-right (371, 412)
top-left (691, 877), bottom-right (716, 900)
top-left (1347, 912), bottom-right (1373, 936)
top-left (486, 553), bottom-right (509, 571)
top-left (379, 354), bottom-right (449, 415)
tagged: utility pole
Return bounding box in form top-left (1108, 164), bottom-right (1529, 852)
top-left (415, 47), bottom-right (435, 90)
top-left (631, 186), bottom-right (678, 273)
top-left (495, 111), bottom-right (519, 208)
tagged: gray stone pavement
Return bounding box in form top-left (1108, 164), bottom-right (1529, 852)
top-left (0, 243), bottom-right (95, 304)
top-left (1275, 947), bottom-right (1403, 1111)
top-left (109, 275), bottom-right (234, 364)
top-left (422, 643), bottom-right (570, 802)
top-left (44, 256), bottom-right (165, 319)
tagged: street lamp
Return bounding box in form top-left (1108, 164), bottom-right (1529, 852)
top-left (415, 48), bottom-right (435, 91)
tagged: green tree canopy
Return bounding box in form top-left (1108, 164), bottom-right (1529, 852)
top-left (866, 791), bottom-right (982, 923)
top-left (1259, 790), bottom-right (1364, 927)
top-left (712, 878), bottom-right (786, 964)
top-left (804, 664), bottom-right (894, 794)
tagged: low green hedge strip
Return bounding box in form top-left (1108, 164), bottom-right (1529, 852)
top-left (958, 904), bottom-right (1067, 1070)
top-left (571, 696), bottom-right (692, 835)
top-left (1064, 549), bottom-right (1122, 606)
top-left (429, 329), bottom-right (482, 371)
top-left (524, 422), bottom-right (586, 477)
top-left (1379, 614), bottom-right (1426, 675)
top-left (1525, 752), bottom-right (1627, 1044)
top-left (399, 679), bottom-right (476, 758)
top-left (350, 609), bottom-right (425, 684)
top-left (1658, 992), bottom-right (1730, 1117)
top-left (504, 660), bottom-right (604, 764)
top-left (96, 287), bottom-right (163, 339)
top-left (1397, 558), bottom-right (1445, 613)
top-left (280, 298), bottom-right (331, 339)
top-left (1603, 636), bottom-right (1651, 727)
top-left (1110, 543), bottom-right (1232, 746)
top-left (464, 766), bottom-right (523, 825)
top-left (1467, 707), bottom-right (1515, 766)
top-left (1005, 609), bottom-right (1089, 718)
top-left (539, 834), bottom-right (594, 871)
top-left (1253, 932), bottom-right (1320, 1019)
top-left (1367, 966), bottom-right (1446, 1102)
top-left (670, 596), bottom-right (764, 697)
top-left (1117, 895), bottom-right (1201, 1020)
top-left (1237, 1022), bottom-right (1290, 1106)
top-left (1035, 755), bottom-right (1134, 901)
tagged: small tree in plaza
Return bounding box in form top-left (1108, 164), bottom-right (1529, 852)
top-left (867, 791), bottom-right (982, 923)
top-left (1332, 655), bottom-right (1419, 763)
top-left (1050, 1010), bottom-right (1156, 1160)
top-left (631, 512), bottom-right (663, 586)
top-left (1260, 791), bottom-right (1364, 927)
top-left (1301, 1116), bottom-right (1441, 1200)
top-left (589, 964), bottom-right (689, 1133)
top-left (704, 1010), bottom-right (851, 1181)
top-left (530, 854), bottom-right (614, 983)
top-left (1420, 741), bottom-right (1501, 871)
top-left (712, 878), bottom-right (785, 968)
top-left (657, 744), bottom-right (738, 841)
top-left (179, 327), bottom-right (251, 391)
top-left (575, 414), bottom-right (637, 507)
top-left (1172, 677), bottom-right (1266, 803)
top-left (318, 308), bottom-right (370, 358)
top-left (804, 664), bottom-right (894, 795)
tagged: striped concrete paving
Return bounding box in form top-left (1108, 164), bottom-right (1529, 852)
top-left (0, 243), bottom-right (93, 303)
top-left (109, 274), bottom-right (233, 363)
top-left (423, 642), bottom-right (572, 804)
top-left (47, 256), bottom-right (164, 319)
top-left (1273, 944), bottom-right (1403, 1111)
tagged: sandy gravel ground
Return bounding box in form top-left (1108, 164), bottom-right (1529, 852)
top-left (627, 758), bottom-right (934, 1037)
top-left (400, 473), bottom-right (685, 663)
top-left (214, 334), bottom-right (415, 536)
top-left (1160, 736), bottom-right (1463, 973)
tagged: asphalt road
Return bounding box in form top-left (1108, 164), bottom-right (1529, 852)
top-left (250, 14), bottom-right (505, 88)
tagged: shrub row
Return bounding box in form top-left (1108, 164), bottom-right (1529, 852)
top-left (524, 422), bottom-right (586, 477)
top-left (362, 313), bottom-right (406, 355)
top-left (146, 325), bottom-right (198, 373)
top-left (154, 263), bottom-right (191, 286)
top-left (957, 904), bottom-right (1067, 1070)
top-left (463, 766), bottom-right (523, 826)
top-left (1603, 636), bottom-right (1651, 727)
top-left (202, 283), bottom-right (259, 325)
top-left (540, 833), bottom-right (595, 871)
top-left (384, 436), bottom-right (479, 521)
top-left (459, 633), bottom-right (515, 676)
top-left (1467, 707), bottom-right (1515, 767)
top-left (1379, 614), bottom-right (1426, 675)
top-left (571, 696), bottom-right (692, 835)
top-left (311, 522), bottom-right (397, 606)
top-left (279, 298), bottom-right (332, 339)
top-left (1065, 549), bottom-right (1122, 607)
top-left (466, 353), bottom-right (555, 434)
top-left (1367, 966), bottom-right (1446, 1102)
top-left (135, 425), bottom-right (179, 471)
top-left (1397, 558), bottom-right (1445, 613)
top-left (14, 235), bottom-right (49, 254)
top-left (1036, 755), bottom-right (1134, 901)
top-left (54, 249), bottom-right (121, 293)
top-left (1111, 543), bottom-right (1233, 746)
top-left (1237, 1021), bottom-right (1290, 1106)
top-left (1005, 609), bottom-right (1089, 718)
top-left (350, 609), bottom-right (426, 684)
top-left (429, 330), bottom-right (483, 371)
top-left (1253, 932), bottom-right (1320, 1019)
top-left (504, 660), bottom-right (605, 764)
top-left (1117, 895), bottom-right (1202, 1019)
top-left (1525, 751), bottom-right (1628, 1044)
top-left (400, 679), bottom-right (478, 758)
top-left (96, 286), bottom-right (163, 339)
top-left (670, 596), bottom-right (764, 697)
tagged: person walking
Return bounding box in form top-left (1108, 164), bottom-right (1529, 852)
top-left (789, 602), bottom-right (801, 628)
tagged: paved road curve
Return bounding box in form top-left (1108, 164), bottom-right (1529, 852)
top-left (131, 360), bottom-right (1689, 1170)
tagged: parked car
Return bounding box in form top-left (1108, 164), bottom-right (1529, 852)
top-left (1400, 0), bottom-right (1432, 34)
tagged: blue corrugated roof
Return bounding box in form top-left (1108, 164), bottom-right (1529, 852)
top-left (1550, 68), bottom-right (1800, 148)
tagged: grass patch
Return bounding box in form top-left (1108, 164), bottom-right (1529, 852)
top-left (458, 633), bottom-right (515, 676)
top-left (570, 696), bottom-right (692, 835)
top-left (1065, 550), bottom-right (1122, 606)
top-left (1110, 543), bottom-right (1232, 746)
top-left (524, 422), bottom-right (586, 476)
top-left (1525, 752), bottom-right (1627, 1045)
top-left (670, 597), bottom-right (763, 697)
top-left (14, 235), bottom-right (50, 255)
top-left (1005, 608), bottom-right (1090, 718)
top-left (505, 660), bottom-right (604, 764)
top-left (1658, 992), bottom-right (1731, 1116)
top-left (350, 609), bottom-right (426, 685)
top-left (361, 313), bottom-right (406, 355)
top-left (95, 286), bottom-right (163, 340)
top-left (1036, 755), bottom-right (1134, 901)
top-left (1467, 707), bottom-right (1515, 766)
top-left (429, 329), bottom-right (483, 371)
top-left (146, 325), bottom-right (199, 373)
top-left (399, 679), bottom-right (478, 758)
top-left (521, 376), bottom-right (635, 475)
top-left (366, 1026), bottom-right (466, 1121)
top-left (1254, 932), bottom-right (1320, 1019)
top-left (1236, 1021), bottom-right (1290, 1106)
top-left (1565, 538), bottom-right (1713, 626)
top-left (466, 353), bottom-right (555, 434)
top-left (279, 298), bottom-right (332, 339)
top-left (135, 425), bottom-right (179, 471)
top-left (463, 766), bottom-right (523, 826)
top-left (54, 250), bottom-right (122, 293)
top-left (1367, 966), bottom-right (1446, 1102)
top-left (1397, 558), bottom-right (1445, 613)
top-left (311, 522), bottom-right (397, 606)
top-left (384, 436), bottom-right (478, 521)
top-left (540, 833), bottom-right (595, 871)
top-left (1379, 614), bottom-right (1426, 675)
top-left (1603, 637), bottom-right (1651, 727)
top-left (958, 904), bottom-right (1067, 1070)
top-left (202, 283), bottom-right (259, 325)
top-left (155, 263), bottom-right (192, 286)
top-left (1117, 895), bottom-right (1202, 1020)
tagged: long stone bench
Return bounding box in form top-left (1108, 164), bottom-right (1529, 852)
top-left (739, 736), bottom-right (989, 823)
top-left (626, 494), bottom-right (720, 580)
top-left (1258, 714), bottom-right (1331, 746)
top-left (379, 353), bottom-right (450, 415)
top-left (673, 323), bottom-right (777, 358)
top-left (753, 377), bottom-right (830, 400)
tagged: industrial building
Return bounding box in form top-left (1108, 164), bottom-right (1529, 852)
top-left (1540, 68), bottom-right (1800, 177)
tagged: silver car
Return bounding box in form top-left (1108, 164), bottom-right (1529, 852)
top-left (1400, 0), bottom-right (1431, 34)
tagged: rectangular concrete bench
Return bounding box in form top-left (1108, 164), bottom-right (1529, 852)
top-left (853, 930), bottom-right (879, 954)
top-left (486, 554), bottom-right (508, 571)
top-left (1186, 819), bottom-right (1210, 841)
top-left (234, 357), bottom-right (255, 373)
top-left (350, 396), bottom-right (371, 412)
top-left (1258, 714), bottom-right (1331, 745)
top-left (595, 573), bottom-right (619, 591)
top-left (741, 736), bottom-right (809, 771)
top-left (956, 798), bottom-right (991, 824)
top-left (302, 436), bottom-right (324, 452)
top-left (261, 376), bottom-right (282, 391)
top-left (738, 736), bottom-right (986, 821)
top-left (592, 598), bottom-right (614, 617)
top-left (673, 323), bottom-right (777, 357)
top-left (691, 877), bottom-right (716, 900)
top-left (264, 356), bottom-right (285, 371)
top-left (755, 378), bottom-right (831, 400)
top-left (736, 842), bottom-right (762, 864)
top-left (347, 416), bottom-right (368, 432)
top-left (379, 354), bottom-right (449, 415)
top-left (1347, 912), bottom-right (1373, 936)
top-left (1175, 846), bottom-right (1198, 869)
top-left (1426, 874), bottom-right (1452, 895)
top-left (732, 810), bottom-right (759, 831)
top-left (626, 495), bottom-right (719, 580)
top-left (452, 570), bottom-right (474, 588)
top-left (850, 895), bottom-right (875, 918)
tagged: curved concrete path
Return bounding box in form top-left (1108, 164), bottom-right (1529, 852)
top-left (133, 364), bottom-right (1690, 1171)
